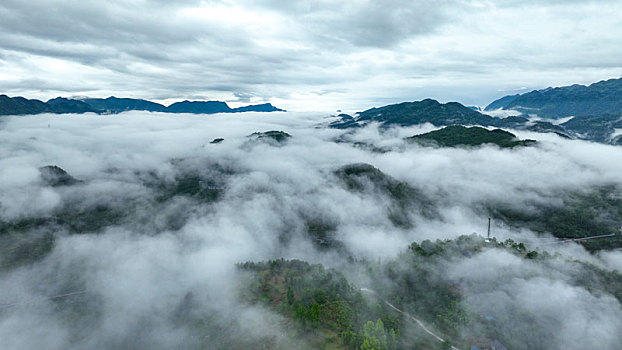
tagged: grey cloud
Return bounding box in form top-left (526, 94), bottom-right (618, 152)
top-left (449, 251), bottom-right (622, 349)
top-left (247, 0), bottom-right (455, 47)
top-left (232, 91), bottom-right (255, 103)
top-left (0, 0), bottom-right (621, 109)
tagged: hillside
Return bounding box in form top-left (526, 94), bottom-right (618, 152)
top-left (351, 99), bottom-right (498, 127)
top-left (0, 95), bottom-right (50, 115)
top-left (485, 78), bottom-right (622, 118)
top-left (330, 99), bottom-right (503, 129)
top-left (561, 114), bottom-right (622, 144)
top-left (239, 235), bottom-right (622, 350)
top-left (406, 125), bottom-right (536, 148)
top-left (330, 97), bottom-right (622, 145)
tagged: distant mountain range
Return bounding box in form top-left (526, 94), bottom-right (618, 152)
top-left (485, 77), bottom-right (622, 118)
top-left (331, 94), bottom-right (621, 145)
top-left (3, 77), bottom-right (621, 146)
top-left (0, 95), bottom-right (284, 116)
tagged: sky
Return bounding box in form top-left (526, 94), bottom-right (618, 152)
top-left (0, 0), bottom-right (621, 111)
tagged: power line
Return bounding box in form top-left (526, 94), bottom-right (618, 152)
top-left (536, 233), bottom-right (617, 245)
top-left (0, 290), bottom-right (88, 309)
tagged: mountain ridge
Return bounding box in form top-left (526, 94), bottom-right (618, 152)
top-left (0, 95), bottom-right (285, 116)
top-left (484, 77), bottom-right (622, 118)
top-left (330, 98), bottom-right (621, 145)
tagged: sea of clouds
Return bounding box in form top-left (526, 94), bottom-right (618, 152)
top-left (1, 111), bottom-right (621, 349)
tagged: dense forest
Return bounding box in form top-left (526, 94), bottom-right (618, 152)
top-left (238, 234), bottom-right (622, 350)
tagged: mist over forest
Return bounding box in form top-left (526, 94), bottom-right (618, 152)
top-left (1, 111), bottom-right (622, 350)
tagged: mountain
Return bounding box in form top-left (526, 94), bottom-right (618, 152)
top-left (47, 97), bottom-right (98, 114)
top-left (329, 113), bottom-right (360, 129)
top-left (245, 130), bottom-right (292, 147)
top-left (81, 96), bottom-right (167, 113)
top-left (232, 103), bottom-right (284, 112)
top-left (0, 94), bottom-right (285, 116)
top-left (39, 165), bottom-right (81, 187)
top-left (240, 233), bottom-right (622, 350)
top-left (330, 98), bottom-right (622, 144)
top-left (166, 100), bottom-right (232, 114)
top-left (561, 114), bottom-right (622, 144)
top-left (0, 95), bottom-right (98, 115)
top-left (357, 98), bottom-right (498, 126)
top-left (524, 120), bottom-right (570, 137)
top-left (0, 95), bottom-right (48, 115)
top-left (406, 125), bottom-right (536, 148)
top-left (331, 99), bottom-right (499, 129)
top-left (485, 77), bottom-right (622, 118)
top-left (494, 115), bottom-right (530, 128)
top-left (485, 94), bottom-right (520, 111)
top-left (166, 101), bottom-right (285, 114)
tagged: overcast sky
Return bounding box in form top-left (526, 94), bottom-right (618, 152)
top-left (0, 0), bottom-right (621, 111)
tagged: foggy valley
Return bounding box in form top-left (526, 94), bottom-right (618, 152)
top-left (1, 110), bottom-right (622, 349)
top-left (2, 1), bottom-right (622, 349)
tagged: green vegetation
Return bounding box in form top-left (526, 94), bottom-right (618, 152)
top-left (305, 219), bottom-right (344, 250)
top-left (39, 165), bottom-right (81, 187)
top-left (0, 229), bottom-right (55, 269)
top-left (489, 185), bottom-right (622, 251)
top-left (247, 130), bottom-right (292, 145)
top-left (485, 77), bottom-right (622, 118)
top-left (329, 93), bottom-right (622, 145)
top-left (237, 237), bottom-right (490, 349)
top-left (524, 121), bottom-right (571, 138)
top-left (406, 125), bottom-right (536, 148)
top-left (335, 163), bottom-right (437, 227)
top-left (0, 166), bottom-right (229, 268)
top-left (0, 94), bottom-right (51, 115)
top-left (561, 114), bottom-right (622, 143)
top-left (239, 235), bottom-right (622, 350)
top-left (239, 259), bottom-right (398, 350)
top-left (156, 173), bottom-right (223, 203)
top-left (354, 99), bottom-right (498, 127)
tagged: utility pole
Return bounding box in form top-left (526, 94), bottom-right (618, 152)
top-left (487, 218), bottom-right (491, 241)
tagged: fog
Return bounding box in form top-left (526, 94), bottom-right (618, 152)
top-left (1, 112), bottom-right (621, 349)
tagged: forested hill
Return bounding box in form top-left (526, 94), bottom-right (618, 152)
top-left (329, 96), bottom-right (621, 145)
top-left (406, 125), bottom-right (536, 148)
top-left (0, 95), bottom-right (285, 115)
top-left (484, 77), bottom-right (622, 118)
top-left (331, 99), bottom-right (498, 128)
top-left (239, 235), bottom-right (622, 350)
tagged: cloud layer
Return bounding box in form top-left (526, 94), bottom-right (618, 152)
top-left (0, 112), bottom-right (622, 349)
top-left (0, 1), bottom-right (621, 110)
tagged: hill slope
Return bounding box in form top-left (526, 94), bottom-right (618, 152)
top-left (331, 97), bottom-right (621, 145)
top-left (356, 99), bottom-right (498, 127)
top-left (0, 95), bottom-right (49, 115)
top-left (485, 78), bottom-right (622, 118)
top-left (406, 125), bottom-right (536, 148)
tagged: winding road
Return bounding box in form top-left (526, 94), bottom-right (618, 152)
top-left (360, 288), bottom-right (460, 350)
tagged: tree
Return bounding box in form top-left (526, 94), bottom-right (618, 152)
top-left (286, 286), bottom-right (294, 304)
top-left (360, 319), bottom-right (391, 350)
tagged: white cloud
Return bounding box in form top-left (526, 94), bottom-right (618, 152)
top-left (0, 1), bottom-right (619, 109)
top-left (1, 111), bottom-right (622, 349)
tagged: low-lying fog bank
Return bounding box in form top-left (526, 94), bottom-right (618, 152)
top-left (1, 112), bottom-right (621, 349)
